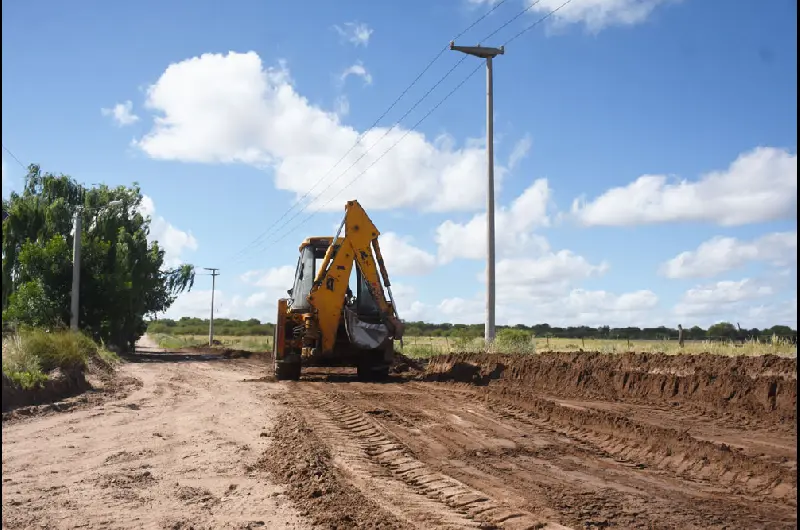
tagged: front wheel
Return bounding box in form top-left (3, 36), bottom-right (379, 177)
top-left (274, 359), bottom-right (301, 381)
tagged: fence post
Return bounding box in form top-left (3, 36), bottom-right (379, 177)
top-left (581, 337), bottom-right (585, 349)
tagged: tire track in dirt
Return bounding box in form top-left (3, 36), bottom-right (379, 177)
top-left (289, 384), bottom-right (570, 530)
top-left (290, 377), bottom-right (796, 529)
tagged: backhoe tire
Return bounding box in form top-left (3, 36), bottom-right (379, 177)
top-left (275, 360), bottom-right (301, 381)
top-left (357, 362), bottom-right (389, 382)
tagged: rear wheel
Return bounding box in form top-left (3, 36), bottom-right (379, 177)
top-left (273, 326), bottom-right (301, 381)
top-left (357, 360), bottom-right (390, 381)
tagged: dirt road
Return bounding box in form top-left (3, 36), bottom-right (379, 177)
top-left (1, 340), bottom-right (310, 530)
top-left (2, 343), bottom-right (796, 529)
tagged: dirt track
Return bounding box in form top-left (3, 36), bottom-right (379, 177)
top-left (2, 342), bottom-right (796, 529)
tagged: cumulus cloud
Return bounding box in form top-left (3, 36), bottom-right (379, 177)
top-left (492, 251), bottom-right (610, 299)
top-left (660, 231), bottom-right (797, 279)
top-left (161, 287), bottom-right (278, 321)
top-left (673, 278), bottom-right (774, 318)
top-left (378, 233), bottom-right (437, 276)
top-left (436, 179), bottom-right (552, 262)
top-left (133, 51), bottom-right (502, 213)
top-left (572, 147), bottom-right (797, 227)
top-left (339, 62), bottom-right (373, 86)
top-left (101, 100), bottom-right (140, 126)
top-left (529, 0), bottom-right (681, 32)
top-left (409, 287), bottom-right (659, 327)
top-left (333, 21), bottom-right (374, 46)
top-left (334, 95), bottom-right (350, 117)
top-left (507, 134), bottom-right (532, 171)
top-left (240, 265), bottom-right (296, 289)
top-left (138, 195), bottom-right (198, 267)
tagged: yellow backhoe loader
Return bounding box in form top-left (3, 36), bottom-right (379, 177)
top-left (272, 200), bottom-right (405, 381)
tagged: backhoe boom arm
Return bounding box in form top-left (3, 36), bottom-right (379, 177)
top-left (307, 201), bottom-right (404, 355)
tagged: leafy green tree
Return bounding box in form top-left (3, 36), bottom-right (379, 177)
top-left (707, 322), bottom-right (738, 339)
top-left (2, 164), bottom-right (195, 350)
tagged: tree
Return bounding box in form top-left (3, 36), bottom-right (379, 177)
top-left (707, 322), bottom-right (738, 340)
top-left (2, 164), bottom-right (195, 350)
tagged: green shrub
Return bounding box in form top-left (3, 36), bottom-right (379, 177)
top-left (1, 329), bottom-right (112, 389)
top-left (2, 332), bottom-right (49, 389)
top-left (19, 329), bottom-right (94, 372)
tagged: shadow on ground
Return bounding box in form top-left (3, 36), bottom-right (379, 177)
top-left (123, 347), bottom-right (236, 364)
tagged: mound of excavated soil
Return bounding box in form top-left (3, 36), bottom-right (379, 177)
top-left (2, 368), bottom-right (90, 412)
top-left (258, 410), bottom-right (409, 529)
top-left (424, 352), bottom-right (798, 426)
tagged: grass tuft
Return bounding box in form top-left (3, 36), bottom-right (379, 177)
top-left (2, 329), bottom-right (117, 389)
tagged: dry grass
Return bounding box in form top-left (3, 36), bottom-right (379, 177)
top-left (400, 335), bottom-right (797, 358)
top-left (151, 333), bottom-right (797, 359)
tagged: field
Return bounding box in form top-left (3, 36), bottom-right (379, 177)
top-left (150, 332), bottom-right (798, 358)
top-left (2, 335), bottom-right (796, 529)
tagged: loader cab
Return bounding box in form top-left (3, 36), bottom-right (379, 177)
top-left (288, 237), bottom-right (381, 316)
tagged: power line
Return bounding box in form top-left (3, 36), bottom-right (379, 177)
top-left (1, 143), bottom-right (27, 171)
top-left (230, 54), bottom-right (472, 267)
top-left (226, 0), bottom-right (511, 265)
top-left (502, 0), bottom-right (574, 46)
top-left (231, 0), bottom-right (574, 261)
top-left (273, 60), bottom-right (486, 245)
top-left (267, 0), bottom-right (575, 246)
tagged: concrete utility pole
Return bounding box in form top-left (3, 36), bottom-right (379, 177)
top-left (450, 41), bottom-right (504, 344)
top-left (205, 268), bottom-right (220, 346)
top-left (70, 199), bottom-right (123, 331)
top-left (70, 211), bottom-right (83, 331)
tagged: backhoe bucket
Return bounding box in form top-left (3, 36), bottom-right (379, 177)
top-left (343, 306), bottom-right (390, 349)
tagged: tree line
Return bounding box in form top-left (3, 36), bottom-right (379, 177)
top-left (147, 317), bottom-right (798, 342)
top-left (2, 165), bottom-right (195, 351)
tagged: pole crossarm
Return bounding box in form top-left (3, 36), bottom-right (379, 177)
top-left (449, 42), bottom-right (504, 59)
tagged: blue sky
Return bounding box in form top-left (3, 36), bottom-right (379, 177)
top-left (2, 0), bottom-right (796, 328)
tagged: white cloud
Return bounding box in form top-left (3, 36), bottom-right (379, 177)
top-left (339, 62), bottom-right (373, 86)
top-left (334, 95), bottom-right (350, 117)
top-left (408, 287), bottom-right (659, 328)
top-left (508, 134), bottom-right (532, 171)
top-left (493, 250), bottom-right (610, 300)
top-left (101, 100), bottom-right (140, 126)
top-left (161, 288), bottom-right (266, 321)
top-left (673, 278), bottom-right (774, 318)
top-left (378, 233), bottom-right (437, 276)
top-left (436, 178), bottom-right (552, 262)
top-left (333, 22), bottom-right (373, 46)
top-left (138, 195), bottom-right (198, 267)
top-left (529, 0), bottom-right (680, 33)
top-left (572, 147), bottom-right (797, 227)
top-left (745, 297), bottom-right (797, 329)
top-left (660, 231), bottom-right (797, 279)
top-left (240, 265), bottom-right (296, 289)
top-left (134, 51), bottom-right (503, 213)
